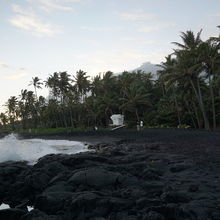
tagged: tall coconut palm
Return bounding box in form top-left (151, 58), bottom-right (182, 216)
top-left (118, 71), bottom-right (134, 98)
top-left (29, 77), bottom-right (43, 99)
top-left (73, 70), bottom-right (90, 102)
top-left (101, 71), bottom-right (115, 95)
top-left (172, 30), bottom-right (210, 130)
top-left (157, 55), bottom-right (184, 125)
top-left (18, 89), bottom-right (28, 129)
top-left (172, 29), bottom-right (202, 51)
top-left (59, 71), bottom-right (71, 104)
top-left (20, 89), bottom-right (28, 101)
top-left (0, 113), bottom-right (8, 129)
top-left (90, 75), bottom-right (102, 97)
top-left (45, 72), bottom-right (60, 100)
top-left (175, 50), bottom-right (210, 130)
top-left (120, 83), bottom-right (150, 122)
top-left (198, 41), bottom-right (220, 129)
top-left (6, 96), bottom-right (18, 130)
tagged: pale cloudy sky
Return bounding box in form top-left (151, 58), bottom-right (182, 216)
top-left (0, 0), bottom-right (220, 110)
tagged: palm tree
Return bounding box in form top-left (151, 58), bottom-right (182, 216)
top-left (118, 71), bottom-right (134, 98)
top-left (59, 71), bottom-right (71, 104)
top-left (101, 71), bottom-right (115, 95)
top-left (73, 70), bottom-right (90, 102)
top-left (198, 40), bottom-right (220, 129)
top-left (29, 77), bottom-right (43, 99)
top-left (6, 96), bottom-right (18, 130)
top-left (172, 30), bottom-right (210, 130)
top-left (43, 99), bottom-right (60, 128)
top-left (90, 75), bottom-right (102, 97)
top-left (0, 113), bottom-right (8, 129)
top-left (45, 72), bottom-right (60, 100)
top-left (20, 89), bottom-right (28, 101)
top-left (157, 55), bottom-right (186, 125)
top-left (35, 95), bottom-right (46, 128)
top-left (172, 29), bottom-right (202, 51)
top-left (120, 83), bottom-right (150, 122)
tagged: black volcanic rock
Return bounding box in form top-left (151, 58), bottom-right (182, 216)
top-left (1, 129), bottom-right (220, 219)
top-left (0, 208), bottom-right (26, 220)
top-left (20, 209), bottom-right (62, 220)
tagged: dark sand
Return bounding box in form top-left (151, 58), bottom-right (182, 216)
top-left (1, 129), bottom-right (220, 219)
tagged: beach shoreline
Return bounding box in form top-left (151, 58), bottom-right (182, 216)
top-left (1, 129), bottom-right (220, 219)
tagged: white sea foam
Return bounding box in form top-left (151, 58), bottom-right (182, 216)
top-left (0, 203), bottom-right (10, 210)
top-left (0, 203), bottom-right (33, 211)
top-left (0, 134), bottom-right (87, 164)
top-left (27, 206), bottom-right (33, 211)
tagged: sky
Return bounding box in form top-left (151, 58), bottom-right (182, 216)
top-left (0, 0), bottom-right (220, 111)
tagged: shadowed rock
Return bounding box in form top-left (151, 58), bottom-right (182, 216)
top-left (1, 129), bottom-right (220, 219)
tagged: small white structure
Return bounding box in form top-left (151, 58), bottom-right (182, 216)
top-left (140, 121), bottom-right (143, 127)
top-left (110, 114), bottom-right (124, 126)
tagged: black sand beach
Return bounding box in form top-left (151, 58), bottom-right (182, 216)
top-left (1, 129), bottom-right (220, 219)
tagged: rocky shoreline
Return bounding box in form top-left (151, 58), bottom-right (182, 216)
top-left (1, 129), bottom-right (220, 219)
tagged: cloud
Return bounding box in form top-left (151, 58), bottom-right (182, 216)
top-left (81, 26), bottom-right (115, 32)
top-left (76, 49), bottom-right (168, 75)
top-left (9, 4), bottom-right (61, 37)
top-left (26, 0), bottom-right (83, 12)
top-left (119, 11), bottom-right (157, 21)
top-left (118, 38), bottom-right (160, 46)
top-left (142, 40), bottom-right (158, 45)
top-left (0, 63), bottom-right (9, 68)
top-left (27, 0), bottom-right (72, 12)
top-left (139, 24), bottom-right (175, 33)
top-left (210, 14), bottom-right (220, 17)
top-left (0, 63), bottom-right (29, 80)
top-left (1, 72), bottom-right (28, 80)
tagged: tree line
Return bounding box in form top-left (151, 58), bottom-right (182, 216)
top-left (1, 29), bottom-right (220, 131)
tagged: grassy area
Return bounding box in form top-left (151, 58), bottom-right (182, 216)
top-left (15, 126), bottom-right (110, 134)
top-left (1, 124), bottom-right (191, 135)
top-left (0, 128), bottom-right (11, 133)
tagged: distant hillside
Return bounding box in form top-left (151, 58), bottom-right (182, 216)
top-left (116, 62), bottom-right (162, 78)
top-left (133, 62), bottom-right (161, 78)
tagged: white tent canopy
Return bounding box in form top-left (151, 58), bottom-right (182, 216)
top-left (110, 114), bottom-right (124, 126)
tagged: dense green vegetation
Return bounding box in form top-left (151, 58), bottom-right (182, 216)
top-left (1, 29), bottom-right (220, 131)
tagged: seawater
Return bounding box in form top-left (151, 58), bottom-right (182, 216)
top-left (0, 134), bottom-right (87, 164)
top-left (0, 203), bottom-right (33, 211)
top-left (0, 134), bottom-right (87, 211)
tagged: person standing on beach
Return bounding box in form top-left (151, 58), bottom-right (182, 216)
top-left (137, 121), bottom-right (140, 131)
top-left (140, 121), bottom-right (143, 130)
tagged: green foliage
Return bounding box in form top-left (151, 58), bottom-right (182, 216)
top-left (144, 124), bottom-right (173, 129)
top-left (177, 124), bottom-right (191, 129)
top-left (1, 27), bottom-right (220, 131)
top-left (15, 126), bottom-right (109, 134)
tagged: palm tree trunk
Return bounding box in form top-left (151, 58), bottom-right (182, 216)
top-left (63, 112), bottom-right (68, 128)
top-left (191, 100), bottom-right (201, 129)
top-left (10, 117), bottom-right (15, 131)
top-left (208, 74), bottom-right (216, 130)
top-left (34, 87), bottom-right (38, 100)
top-left (22, 116), bottom-right (27, 129)
top-left (184, 100), bottom-right (197, 128)
top-left (69, 106), bottom-right (74, 127)
top-left (197, 79), bottom-right (210, 130)
top-left (173, 87), bottom-right (181, 125)
top-left (135, 108), bottom-right (140, 122)
top-left (162, 83), bottom-right (166, 97)
top-left (190, 79), bottom-right (210, 130)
